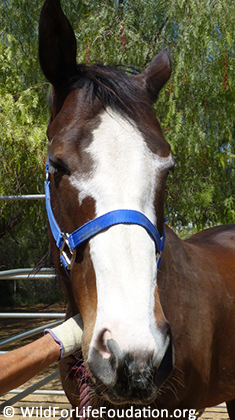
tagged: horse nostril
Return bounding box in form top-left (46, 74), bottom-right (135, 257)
top-left (88, 331), bottom-right (121, 387)
top-left (94, 328), bottom-right (112, 359)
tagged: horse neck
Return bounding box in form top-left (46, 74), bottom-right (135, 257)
top-left (157, 225), bottom-right (193, 318)
top-left (160, 224), bottom-right (187, 271)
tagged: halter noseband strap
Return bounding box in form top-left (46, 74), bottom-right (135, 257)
top-left (45, 159), bottom-right (166, 273)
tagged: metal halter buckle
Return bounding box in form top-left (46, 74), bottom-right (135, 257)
top-left (60, 233), bottom-right (76, 271)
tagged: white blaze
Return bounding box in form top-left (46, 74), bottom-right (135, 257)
top-left (70, 109), bottom-right (173, 366)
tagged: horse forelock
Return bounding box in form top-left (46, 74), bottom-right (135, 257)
top-left (49, 62), bottom-right (160, 137)
top-left (65, 63), bottom-right (149, 117)
top-left (49, 62), bottom-right (172, 164)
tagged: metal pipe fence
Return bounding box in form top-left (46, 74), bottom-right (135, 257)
top-left (0, 268), bottom-right (52, 277)
top-left (0, 313), bottom-right (65, 318)
top-left (0, 195), bottom-right (45, 201)
top-left (0, 194), bottom-right (69, 419)
top-left (0, 319), bottom-right (64, 349)
top-left (0, 268), bottom-right (67, 418)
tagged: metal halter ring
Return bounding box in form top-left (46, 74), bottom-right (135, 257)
top-left (60, 233), bottom-right (76, 271)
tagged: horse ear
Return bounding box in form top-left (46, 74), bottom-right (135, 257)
top-left (39, 0), bottom-right (77, 87)
top-left (134, 48), bottom-right (171, 103)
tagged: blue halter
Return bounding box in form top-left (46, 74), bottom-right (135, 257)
top-left (45, 158), bottom-right (165, 273)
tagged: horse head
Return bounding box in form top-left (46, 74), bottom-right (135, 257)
top-left (39, 0), bottom-right (175, 405)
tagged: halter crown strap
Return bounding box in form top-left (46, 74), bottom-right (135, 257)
top-left (45, 160), bottom-right (165, 272)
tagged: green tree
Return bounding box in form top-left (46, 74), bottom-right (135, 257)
top-left (0, 0), bottom-right (234, 276)
top-left (159, 1), bottom-right (235, 231)
top-left (68, 0), bottom-right (235, 230)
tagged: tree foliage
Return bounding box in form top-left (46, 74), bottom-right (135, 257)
top-left (0, 0), bottom-right (234, 274)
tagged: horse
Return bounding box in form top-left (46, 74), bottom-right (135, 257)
top-left (39, 1), bottom-right (235, 419)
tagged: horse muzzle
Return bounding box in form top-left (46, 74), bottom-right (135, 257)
top-left (87, 329), bottom-right (175, 404)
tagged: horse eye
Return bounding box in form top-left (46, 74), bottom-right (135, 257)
top-left (49, 158), bottom-right (70, 175)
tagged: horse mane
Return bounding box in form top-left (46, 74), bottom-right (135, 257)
top-left (62, 63), bottom-right (150, 120)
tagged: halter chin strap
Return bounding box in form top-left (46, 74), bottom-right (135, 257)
top-left (45, 159), bottom-right (166, 273)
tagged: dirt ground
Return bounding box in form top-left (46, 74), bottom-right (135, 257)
top-left (0, 304), bottom-right (230, 420)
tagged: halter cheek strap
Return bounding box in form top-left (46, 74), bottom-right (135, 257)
top-left (45, 159), bottom-right (166, 273)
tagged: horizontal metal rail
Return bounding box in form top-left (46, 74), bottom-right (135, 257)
top-left (0, 274), bottom-right (55, 280)
top-left (0, 313), bottom-right (65, 318)
top-left (8, 388), bottom-right (65, 396)
top-left (0, 268), bottom-right (53, 276)
top-left (0, 371), bottom-right (59, 410)
top-left (0, 267), bottom-right (54, 280)
top-left (0, 194), bottom-right (45, 201)
top-left (0, 320), bottom-right (63, 349)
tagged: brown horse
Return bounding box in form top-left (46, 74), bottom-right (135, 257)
top-left (39, 1), bottom-right (235, 419)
